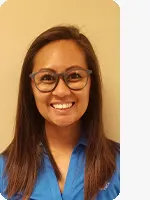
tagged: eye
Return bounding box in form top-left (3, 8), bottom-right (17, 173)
top-left (37, 73), bottom-right (56, 84)
top-left (40, 74), bottom-right (55, 81)
top-left (67, 73), bottom-right (82, 81)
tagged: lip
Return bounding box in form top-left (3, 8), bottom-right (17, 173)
top-left (50, 102), bottom-right (75, 113)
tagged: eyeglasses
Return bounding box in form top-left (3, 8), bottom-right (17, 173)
top-left (29, 67), bottom-right (92, 93)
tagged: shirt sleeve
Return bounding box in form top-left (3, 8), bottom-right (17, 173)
top-left (115, 151), bottom-right (120, 195)
top-left (0, 155), bottom-right (4, 193)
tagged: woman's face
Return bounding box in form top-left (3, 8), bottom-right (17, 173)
top-left (31, 40), bottom-right (91, 127)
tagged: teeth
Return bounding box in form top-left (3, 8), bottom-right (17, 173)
top-left (52, 103), bottom-right (73, 109)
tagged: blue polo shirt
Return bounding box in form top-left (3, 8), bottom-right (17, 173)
top-left (0, 137), bottom-right (120, 200)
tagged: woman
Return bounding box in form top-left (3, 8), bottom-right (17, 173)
top-left (0, 25), bottom-right (120, 200)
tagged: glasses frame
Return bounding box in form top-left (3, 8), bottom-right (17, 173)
top-left (29, 67), bottom-right (92, 93)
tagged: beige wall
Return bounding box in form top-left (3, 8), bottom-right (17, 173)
top-left (0, 0), bottom-right (120, 152)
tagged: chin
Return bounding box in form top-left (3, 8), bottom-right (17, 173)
top-left (51, 119), bottom-right (77, 127)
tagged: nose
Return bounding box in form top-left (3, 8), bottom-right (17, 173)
top-left (51, 78), bottom-right (71, 97)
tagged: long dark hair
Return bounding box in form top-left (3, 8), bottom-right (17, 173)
top-left (2, 25), bottom-right (119, 200)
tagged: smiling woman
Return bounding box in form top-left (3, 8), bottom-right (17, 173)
top-left (0, 25), bottom-right (120, 200)
top-left (31, 40), bottom-right (91, 128)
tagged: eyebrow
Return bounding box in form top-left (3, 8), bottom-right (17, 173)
top-left (38, 65), bottom-right (85, 73)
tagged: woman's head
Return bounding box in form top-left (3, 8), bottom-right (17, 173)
top-left (20, 25), bottom-right (102, 134)
top-left (31, 40), bottom-right (91, 127)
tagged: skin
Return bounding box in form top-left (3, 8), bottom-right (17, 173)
top-left (31, 40), bottom-right (91, 153)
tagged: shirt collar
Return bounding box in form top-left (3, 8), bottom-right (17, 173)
top-left (77, 134), bottom-right (87, 146)
top-left (39, 133), bottom-right (87, 153)
top-left (39, 136), bottom-right (87, 147)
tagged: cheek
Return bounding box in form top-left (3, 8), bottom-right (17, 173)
top-left (32, 88), bottom-right (49, 111)
top-left (77, 85), bottom-right (90, 110)
top-left (85, 80), bottom-right (91, 100)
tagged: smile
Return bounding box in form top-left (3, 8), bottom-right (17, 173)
top-left (50, 102), bottom-right (75, 110)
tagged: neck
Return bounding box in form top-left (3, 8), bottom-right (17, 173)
top-left (45, 120), bottom-right (81, 154)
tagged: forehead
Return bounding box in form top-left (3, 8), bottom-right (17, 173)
top-left (33, 40), bottom-right (87, 72)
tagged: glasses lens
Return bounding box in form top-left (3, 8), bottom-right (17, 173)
top-left (65, 69), bottom-right (88, 90)
top-left (35, 71), bottom-right (56, 92)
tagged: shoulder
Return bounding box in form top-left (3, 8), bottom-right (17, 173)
top-left (0, 154), bottom-right (5, 193)
top-left (0, 154), bottom-right (6, 170)
top-left (97, 146), bottom-right (120, 199)
top-left (0, 154), bottom-right (5, 176)
top-left (115, 149), bottom-right (120, 180)
top-left (108, 144), bottom-right (120, 195)
top-left (0, 154), bottom-right (7, 195)
top-left (108, 139), bottom-right (120, 172)
top-left (112, 141), bottom-right (120, 181)
top-left (106, 140), bottom-right (120, 193)
top-left (109, 139), bottom-right (120, 167)
top-left (114, 142), bottom-right (120, 169)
